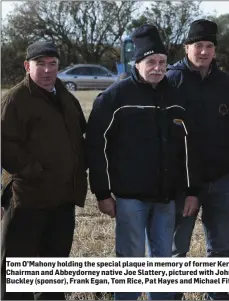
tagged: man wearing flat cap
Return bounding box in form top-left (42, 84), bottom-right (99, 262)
top-left (86, 24), bottom-right (200, 300)
top-left (1, 41), bottom-right (87, 300)
top-left (167, 19), bottom-right (229, 300)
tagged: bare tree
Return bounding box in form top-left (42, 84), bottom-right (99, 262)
top-left (128, 1), bottom-right (202, 63)
top-left (3, 0), bottom-right (139, 65)
top-left (211, 14), bottom-right (229, 71)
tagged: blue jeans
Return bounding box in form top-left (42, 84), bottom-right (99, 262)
top-left (172, 174), bottom-right (229, 300)
top-left (115, 198), bottom-right (175, 300)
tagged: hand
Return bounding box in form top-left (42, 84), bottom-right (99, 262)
top-left (183, 196), bottom-right (199, 217)
top-left (1, 207), bottom-right (4, 220)
top-left (98, 197), bottom-right (116, 218)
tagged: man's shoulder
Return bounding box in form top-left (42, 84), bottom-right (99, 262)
top-left (166, 68), bottom-right (183, 78)
top-left (106, 76), bottom-right (133, 93)
top-left (166, 70), bottom-right (185, 89)
top-left (95, 77), bottom-right (133, 100)
top-left (217, 69), bottom-right (229, 81)
top-left (2, 79), bottom-right (28, 106)
top-left (167, 59), bottom-right (186, 74)
top-left (166, 59), bottom-right (188, 88)
top-left (56, 78), bottom-right (81, 103)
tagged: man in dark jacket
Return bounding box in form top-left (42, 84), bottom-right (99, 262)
top-left (86, 24), bottom-right (199, 300)
top-left (1, 41), bottom-right (87, 300)
top-left (167, 19), bottom-right (229, 300)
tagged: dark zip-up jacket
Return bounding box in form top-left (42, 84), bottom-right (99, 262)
top-left (1, 74), bottom-right (87, 209)
top-left (86, 68), bottom-right (200, 202)
top-left (167, 57), bottom-right (229, 182)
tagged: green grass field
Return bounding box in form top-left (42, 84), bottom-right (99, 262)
top-left (1, 89), bottom-right (206, 300)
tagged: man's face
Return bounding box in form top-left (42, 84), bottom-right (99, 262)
top-left (24, 56), bottom-right (59, 91)
top-left (185, 41), bottom-right (215, 69)
top-left (136, 53), bottom-right (167, 84)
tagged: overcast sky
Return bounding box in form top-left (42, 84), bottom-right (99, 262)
top-left (2, 1), bottom-right (229, 19)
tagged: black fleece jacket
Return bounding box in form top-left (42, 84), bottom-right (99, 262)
top-left (86, 68), bottom-right (201, 202)
top-left (167, 57), bottom-right (229, 182)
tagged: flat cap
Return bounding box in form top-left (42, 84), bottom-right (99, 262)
top-left (26, 41), bottom-right (60, 61)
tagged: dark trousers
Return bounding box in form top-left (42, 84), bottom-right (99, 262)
top-left (1, 200), bottom-right (75, 300)
top-left (172, 174), bottom-right (229, 300)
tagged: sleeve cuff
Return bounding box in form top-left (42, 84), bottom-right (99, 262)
top-left (95, 191), bottom-right (111, 202)
top-left (186, 186), bottom-right (201, 197)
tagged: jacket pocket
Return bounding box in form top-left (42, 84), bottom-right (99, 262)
top-left (17, 161), bottom-right (44, 179)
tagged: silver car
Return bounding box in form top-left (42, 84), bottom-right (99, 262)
top-left (57, 64), bottom-right (118, 91)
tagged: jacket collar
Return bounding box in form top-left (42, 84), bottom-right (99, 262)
top-left (24, 73), bottom-right (66, 97)
top-left (131, 66), bottom-right (168, 91)
top-left (183, 56), bottom-right (220, 76)
top-left (24, 74), bottom-right (73, 116)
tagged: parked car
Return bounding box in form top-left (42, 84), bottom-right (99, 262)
top-left (57, 64), bottom-right (118, 91)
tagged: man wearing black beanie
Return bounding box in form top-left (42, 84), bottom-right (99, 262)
top-left (87, 24), bottom-right (200, 300)
top-left (167, 19), bottom-right (229, 300)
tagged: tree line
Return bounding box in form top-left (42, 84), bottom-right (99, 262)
top-left (2, 0), bottom-right (229, 87)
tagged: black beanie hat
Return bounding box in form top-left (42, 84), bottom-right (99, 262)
top-left (132, 24), bottom-right (167, 63)
top-left (185, 19), bottom-right (218, 45)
